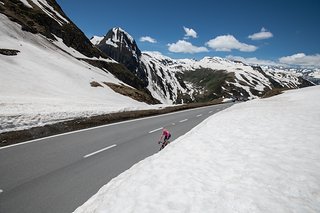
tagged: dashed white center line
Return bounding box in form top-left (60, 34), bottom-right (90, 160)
top-left (196, 114), bottom-right (203, 117)
top-left (0, 189), bottom-right (3, 194)
top-left (84, 144), bottom-right (117, 158)
top-left (149, 127), bottom-right (163, 133)
top-left (209, 111), bottom-right (213, 114)
top-left (179, 119), bottom-right (188, 123)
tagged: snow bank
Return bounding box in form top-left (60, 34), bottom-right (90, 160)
top-left (74, 86), bottom-right (320, 213)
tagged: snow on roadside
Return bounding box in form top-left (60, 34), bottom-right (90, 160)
top-left (74, 86), bottom-right (320, 213)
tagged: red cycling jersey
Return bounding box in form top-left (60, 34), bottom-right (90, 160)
top-left (162, 128), bottom-right (170, 137)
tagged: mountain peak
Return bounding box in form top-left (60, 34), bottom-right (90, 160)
top-left (95, 27), bottom-right (142, 77)
top-left (107, 27), bottom-right (135, 45)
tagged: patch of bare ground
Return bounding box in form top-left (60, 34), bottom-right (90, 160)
top-left (0, 48), bottom-right (20, 56)
top-left (0, 99), bottom-right (223, 147)
top-left (90, 81), bottom-right (103, 87)
top-left (104, 82), bottom-right (157, 104)
top-left (262, 88), bottom-right (288, 98)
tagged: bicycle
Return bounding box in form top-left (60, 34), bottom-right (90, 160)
top-left (158, 139), bottom-right (170, 151)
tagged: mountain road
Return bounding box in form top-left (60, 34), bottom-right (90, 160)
top-left (0, 102), bottom-right (233, 213)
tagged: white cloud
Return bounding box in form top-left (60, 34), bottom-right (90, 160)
top-left (227, 54), bottom-right (320, 69)
top-left (183, 27), bottom-right (198, 38)
top-left (206, 35), bottom-right (257, 52)
top-left (248, 27), bottom-right (273, 40)
top-left (168, 40), bottom-right (208, 54)
top-left (279, 53), bottom-right (320, 68)
top-left (140, 36), bottom-right (157, 43)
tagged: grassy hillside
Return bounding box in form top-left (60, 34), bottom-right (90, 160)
top-left (178, 69), bottom-right (234, 102)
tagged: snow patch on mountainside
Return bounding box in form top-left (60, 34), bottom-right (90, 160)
top-left (19, 0), bottom-right (32, 8)
top-left (74, 85), bottom-right (320, 213)
top-left (52, 35), bottom-right (117, 64)
top-left (0, 14), bottom-right (158, 133)
top-left (141, 52), bottom-right (194, 104)
top-left (112, 27), bottom-right (134, 44)
top-left (90, 36), bottom-right (104, 45)
top-left (29, 0), bottom-right (69, 25)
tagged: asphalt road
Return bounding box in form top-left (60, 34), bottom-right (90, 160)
top-left (0, 102), bottom-right (234, 213)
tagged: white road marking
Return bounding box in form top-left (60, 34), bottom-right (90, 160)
top-left (172, 123), bottom-right (176, 125)
top-left (179, 119), bottom-right (188, 123)
top-left (149, 127), bottom-right (163, 133)
top-left (209, 111), bottom-right (213, 114)
top-left (84, 144), bottom-right (117, 158)
top-left (196, 114), bottom-right (202, 117)
top-left (0, 189), bottom-right (3, 193)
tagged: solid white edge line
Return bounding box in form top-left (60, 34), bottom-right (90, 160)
top-left (179, 119), bottom-right (188, 123)
top-left (149, 127), bottom-right (163, 134)
top-left (84, 144), bottom-right (117, 158)
top-left (0, 103), bottom-right (231, 150)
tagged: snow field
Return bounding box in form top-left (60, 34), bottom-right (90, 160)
top-left (74, 86), bottom-right (320, 213)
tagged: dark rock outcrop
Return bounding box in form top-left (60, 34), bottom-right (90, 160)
top-left (94, 28), bottom-right (148, 87)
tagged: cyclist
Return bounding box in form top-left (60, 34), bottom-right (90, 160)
top-left (159, 128), bottom-right (171, 149)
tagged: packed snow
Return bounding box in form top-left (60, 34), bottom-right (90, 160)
top-left (0, 14), bottom-right (161, 133)
top-left (74, 86), bottom-right (320, 213)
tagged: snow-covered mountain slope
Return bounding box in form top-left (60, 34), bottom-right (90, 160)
top-left (21, 0), bottom-right (69, 25)
top-left (94, 28), bottom-right (314, 104)
top-left (140, 52), bottom-right (313, 104)
top-left (74, 85), bottom-right (320, 213)
top-left (1, 0), bottom-right (104, 58)
top-left (261, 66), bottom-right (320, 85)
top-left (0, 14), bottom-right (160, 133)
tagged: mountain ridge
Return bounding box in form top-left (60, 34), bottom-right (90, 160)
top-left (92, 30), bottom-right (314, 104)
top-left (1, 0), bottom-right (315, 108)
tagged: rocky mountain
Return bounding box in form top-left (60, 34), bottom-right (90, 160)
top-left (92, 30), bottom-right (314, 104)
top-left (95, 27), bottom-right (148, 86)
top-left (261, 66), bottom-right (320, 85)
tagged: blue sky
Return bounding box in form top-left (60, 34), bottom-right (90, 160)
top-left (56, 0), bottom-right (320, 67)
